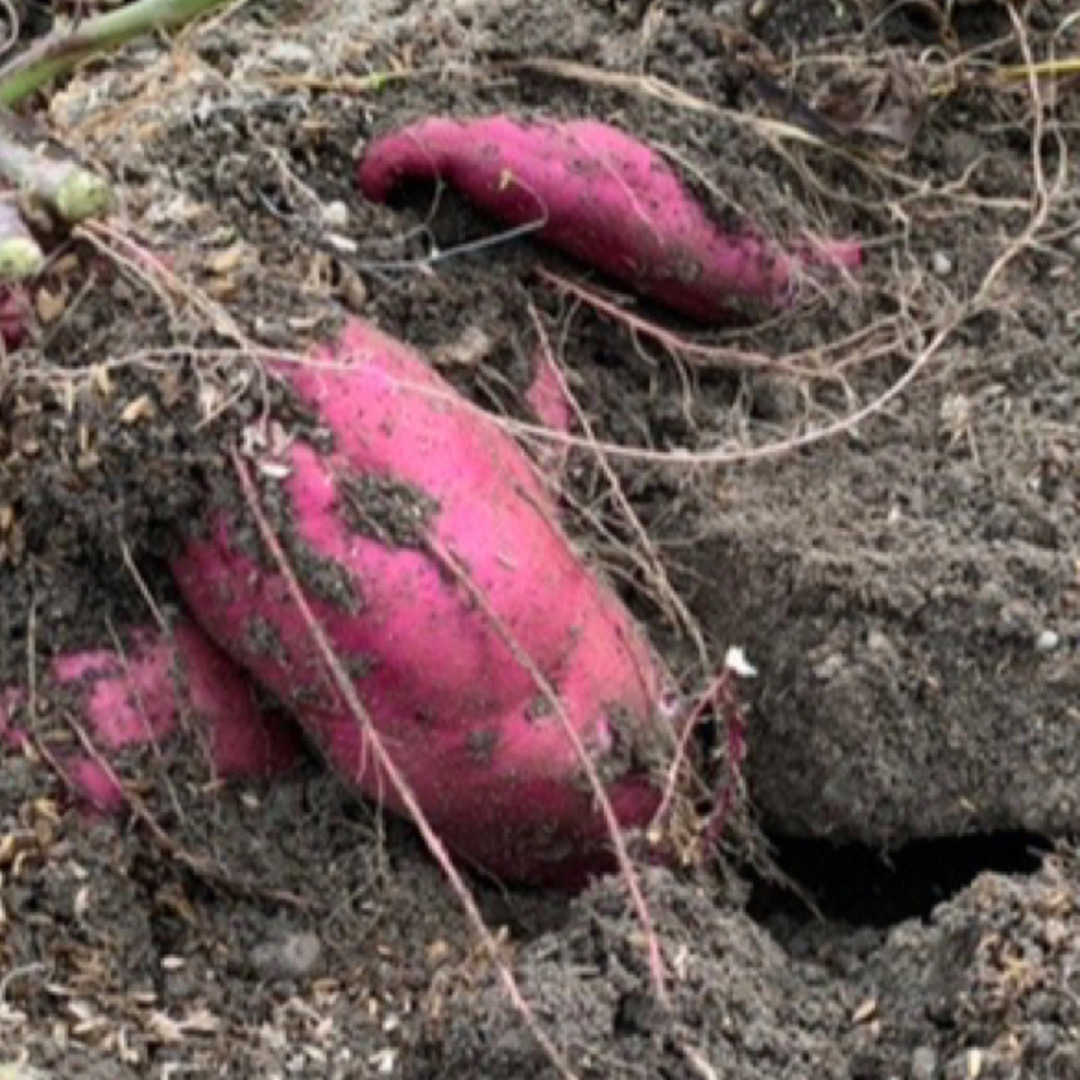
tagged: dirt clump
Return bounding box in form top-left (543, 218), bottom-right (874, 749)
top-left (411, 868), bottom-right (851, 1080)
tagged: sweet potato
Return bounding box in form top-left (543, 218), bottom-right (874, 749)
top-left (0, 623), bottom-right (300, 811)
top-left (171, 318), bottom-right (680, 889)
top-left (356, 115), bottom-right (862, 321)
top-left (0, 287), bottom-right (27, 348)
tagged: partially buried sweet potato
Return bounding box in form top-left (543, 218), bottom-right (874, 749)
top-left (357, 114), bottom-right (862, 321)
top-left (172, 318), bottom-right (683, 890)
top-left (0, 623), bottom-right (300, 811)
top-left (0, 287), bottom-right (28, 348)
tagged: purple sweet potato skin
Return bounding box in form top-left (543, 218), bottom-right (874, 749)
top-left (0, 624), bottom-right (300, 812)
top-left (172, 318), bottom-right (676, 889)
top-left (357, 116), bottom-right (862, 320)
top-left (0, 287), bottom-right (27, 348)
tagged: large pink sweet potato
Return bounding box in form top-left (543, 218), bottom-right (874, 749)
top-left (357, 115), bottom-right (861, 321)
top-left (172, 318), bottom-right (680, 889)
top-left (0, 623), bottom-right (300, 811)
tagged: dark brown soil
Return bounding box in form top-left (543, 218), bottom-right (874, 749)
top-left (2, 0), bottom-right (1079, 1076)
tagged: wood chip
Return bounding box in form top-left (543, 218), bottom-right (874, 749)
top-left (35, 288), bottom-right (67, 325)
top-left (206, 244), bottom-right (249, 276)
top-left (119, 395), bottom-right (155, 425)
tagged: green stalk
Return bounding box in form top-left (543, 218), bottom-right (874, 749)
top-left (0, 0), bottom-right (233, 107)
top-left (0, 119), bottom-right (113, 223)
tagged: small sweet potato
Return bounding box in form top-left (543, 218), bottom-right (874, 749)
top-left (172, 318), bottom-right (679, 889)
top-left (0, 623), bottom-right (300, 811)
top-left (357, 115), bottom-right (861, 321)
top-left (0, 287), bottom-right (27, 348)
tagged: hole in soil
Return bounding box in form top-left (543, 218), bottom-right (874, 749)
top-left (749, 830), bottom-right (1052, 928)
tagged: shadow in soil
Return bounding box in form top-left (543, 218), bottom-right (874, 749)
top-left (751, 830), bottom-right (1053, 928)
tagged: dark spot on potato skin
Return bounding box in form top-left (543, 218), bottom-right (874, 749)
top-left (245, 615), bottom-right (287, 663)
top-left (525, 693), bottom-right (553, 723)
top-left (466, 728), bottom-right (499, 765)
top-left (291, 544), bottom-right (365, 615)
top-left (337, 472), bottom-right (440, 550)
top-left (413, 706), bottom-right (439, 728)
top-left (344, 653), bottom-right (378, 681)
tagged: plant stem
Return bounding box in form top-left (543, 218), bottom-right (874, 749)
top-left (0, 110), bottom-right (112, 222)
top-left (0, 201), bottom-right (44, 281)
top-left (0, 0), bottom-right (232, 107)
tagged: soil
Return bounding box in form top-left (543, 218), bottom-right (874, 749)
top-left (2, 0), bottom-right (1079, 1076)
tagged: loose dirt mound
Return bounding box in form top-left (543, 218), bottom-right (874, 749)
top-left (1, 0), bottom-right (1078, 1076)
top-left (410, 868), bottom-right (851, 1080)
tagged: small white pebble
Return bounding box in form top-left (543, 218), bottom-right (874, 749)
top-left (266, 42), bottom-right (316, 68)
top-left (931, 250), bottom-right (954, 276)
top-left (1035, 629), bottom-right (1060, 653)
top-left (369, 1048), bottom-right (398, 1074)
top-left (321, 201), bottom-right (350, 229)
top-left (723, 646), bottom-right (757, 678)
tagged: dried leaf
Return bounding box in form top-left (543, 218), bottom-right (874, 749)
top-left (206, 244), bottom-right (248, 276)
top-left (119, 395), bottom-right (155, 425)
top-left (35, 287), bottom-right (66, 325)
top-left (811, 54), bottom-right (930, 151)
